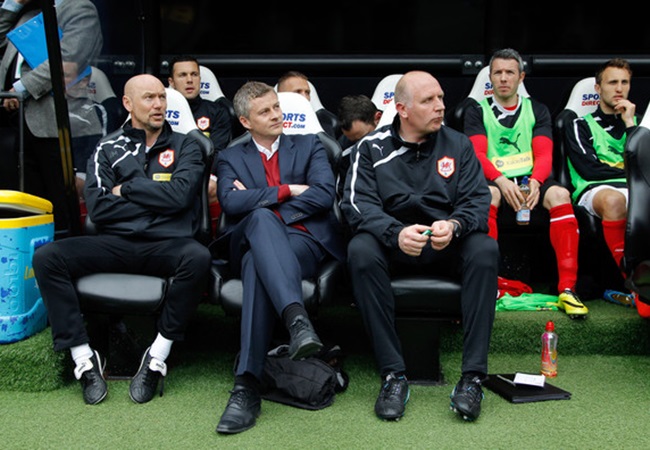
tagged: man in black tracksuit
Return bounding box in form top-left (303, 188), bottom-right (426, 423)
top-left (341, 71), bottom-right (498, 422)
top-left (33, 74), bottom-right (211, 406)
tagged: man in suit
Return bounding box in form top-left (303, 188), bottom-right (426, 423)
top-left (213, 81), bottom-right (345, 435)
top-left (0, 0), bottom-right (103, 237)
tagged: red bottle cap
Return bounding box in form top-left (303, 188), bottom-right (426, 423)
top-left (545, 320), bottom-right (555, 331)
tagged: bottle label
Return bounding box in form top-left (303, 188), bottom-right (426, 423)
top-left (516, 208), bottom-right (530, 224)
top-left (541, 346), bottom-right (557, 377)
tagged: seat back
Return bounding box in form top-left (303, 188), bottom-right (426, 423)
top-left (165, 87), bottom-right (215, 245)
top-left (309, 81), bottom-right (340, 139)
top-left (376, 99), bottom-right (396, 128)
top-left (371, 74), bottom-right (403, 112)
top-left (623, 105), bottom-right (650, 278)
top-left (198, 65), bottom-right (226, 101)
top-left (278, 91), bottom-right (325, 134)
top-left (553, 77), bottom-right (599, 190)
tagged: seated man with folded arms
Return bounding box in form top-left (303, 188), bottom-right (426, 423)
top-left (213, 81), bottom-right (345, 434)
top-left (33, 74), bottom-right (211, 405)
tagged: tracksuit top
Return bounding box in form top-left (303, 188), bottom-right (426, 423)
top-left (342, 115), bottom-right (490, 249)
top-left (84, 121), bottom-right (205, 239)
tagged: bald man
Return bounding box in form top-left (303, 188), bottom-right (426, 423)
top-left (33, 74), bottom-right (211, 406)
top-left (342, 71), bottom-right (498, 422)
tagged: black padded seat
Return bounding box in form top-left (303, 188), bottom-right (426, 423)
top-left (391, 276), bottom-right (462, 384)
top-left (77, 274), bottom-right (166, 315)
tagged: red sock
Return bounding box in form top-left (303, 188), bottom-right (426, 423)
top-left (636, 295), bottom-right (650, 319)
top-left (549, 204), bottom-right (579, 292)
top-left (602, 219), bottom-right (626, 273)
top-left (488, 204), bottom-right (498, 240)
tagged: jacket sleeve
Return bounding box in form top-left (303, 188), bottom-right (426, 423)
top-left (275, 137), bottom-right (336, 224)
top-left (216, 145), bottom-right (283, 216)
top-left (84, 139), bottom-right (154, 225)
top-left (341, 142), bottom-right (405, 249)
top-left (119, 135), bottom-right (205, 214)
top-left (447, 135), bottom-right (491, 237)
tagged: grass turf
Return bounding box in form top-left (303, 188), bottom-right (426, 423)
top-left (1, 298), bottom-right (650, 448)
top-left (1, 351), bottom-right (649, 449)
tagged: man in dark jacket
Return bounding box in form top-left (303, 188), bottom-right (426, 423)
top-left (341, 71), bottom-right (499, 422)
top-left (33, 74), bottom-right (211, 406)
top-left (214, 81), bottom-right (345, 435)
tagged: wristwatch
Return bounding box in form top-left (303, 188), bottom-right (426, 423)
top-left (451, 221), bottom-right (461, 238)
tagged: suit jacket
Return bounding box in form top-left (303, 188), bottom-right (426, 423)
top-left (215, 133), bottom-right (346, 263)
top-left (0, 0), bottom-right (103, 138)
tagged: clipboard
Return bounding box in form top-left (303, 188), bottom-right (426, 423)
top-left (7, 13), bottom-right (62, 70)
top-left (483, 373), bottom-right (572, 403)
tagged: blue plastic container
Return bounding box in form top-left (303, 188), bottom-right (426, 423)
top-left (0, 190), bottom-right (53, 344)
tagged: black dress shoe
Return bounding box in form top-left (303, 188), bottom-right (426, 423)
top-left (216, 385), bottom-right (261, 434)
top-left (288, 314), bottom-right (323, 360)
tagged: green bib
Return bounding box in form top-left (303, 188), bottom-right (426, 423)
top-left (481, 97), bottom-right (535, 178)
top-left (568, 113), bottom-right (632, 201)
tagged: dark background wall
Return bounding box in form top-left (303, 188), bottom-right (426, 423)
top-left (89, 0), bottom-right (650, 122)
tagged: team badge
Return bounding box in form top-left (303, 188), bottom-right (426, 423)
top-left (159, 149), bottom-right (175, 168)
top-left (437, 156), bottom-right (455, 178)
top-left (197, 116), bottom-right (210, 131)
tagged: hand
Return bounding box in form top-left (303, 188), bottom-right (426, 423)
top-left (233, 179), bottom-right (247, 190)
top-left (208, 176), bottom-right (218, 203)
top-left (398, 224), bottom-right (432, 256)
top-left (2, 88), bottom-right (19, 112)
top-left (427, 220), bottom-right (454, 251)
top-left (526, 178), bottom-right (541, 210)
top-left (614, 99), bottom-right (636, 128)
top-left (112, 185), bottom-right (122, 196)
top-left (289, 184), bottom-right (309, 196)
top-left (494, 176), bottom-right (524, 211)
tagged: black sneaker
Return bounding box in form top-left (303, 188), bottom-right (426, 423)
top-left (129, 347), bottom-right (167, 404)
top-left (216, 385), bottom-right (262, 434)
top-left (450, 373), bottom-right (484, 421)
top-left (374, 372), bottom-right (409, 420)
top-left (74, 350), bottom-right (107, 405)
top-left (288, 315), bottom-right (323, 360)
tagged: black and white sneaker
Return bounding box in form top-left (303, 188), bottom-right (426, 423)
top-left (374, 372), bottom-right (410, 420)
top-left (129, 347), bottom-right (167, 404)
top-left (450, 373), bottom-right (484, 421)
top-left (74, 350), bottom-right (107, 405)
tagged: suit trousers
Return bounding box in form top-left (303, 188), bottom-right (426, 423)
top-left (33, 234), bottom-right (211, 351)
top-left (230, 208), bottom-right (326, 379)
top-left (347, 231), bottom-right (499, 377)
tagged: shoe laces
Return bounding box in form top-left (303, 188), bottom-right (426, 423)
top-left (455, 375), bottom-right (483, 401)
top-left (228, 387), bottom-right (254, 407)
top-left (289, 316), bottom-right (309, 334)
top-left (142, 358), bottom-right (166, 397)
top-left (379, 373), bottom-right (407, 400)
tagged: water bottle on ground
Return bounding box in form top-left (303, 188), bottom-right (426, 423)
top-left (516, 176), bottom-right (531, 225)
top-left (540, 320), bottom-right (558, 378)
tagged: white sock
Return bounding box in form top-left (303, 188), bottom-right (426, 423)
top-left (149, 333), bottom-right (173, 362)
top-left (70, 344), bottom-right (94, 367)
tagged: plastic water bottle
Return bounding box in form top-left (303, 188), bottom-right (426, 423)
top-left (540, 320), bottom-right (558, 378)
top-left (516, 176), bottom-right (531, 225)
